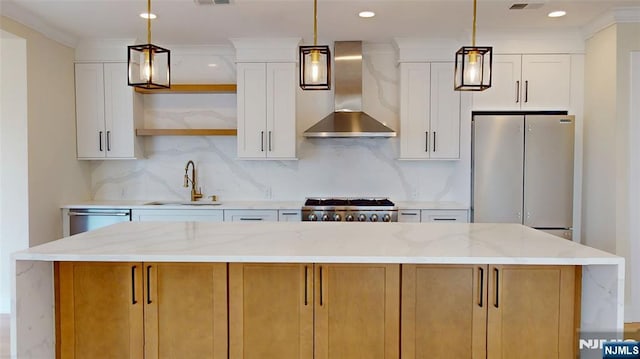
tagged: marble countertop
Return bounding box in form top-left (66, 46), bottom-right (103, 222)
top-left (61, 200), bottom-right (469, 210)
top-left (13, 222), bottom-right (621, 265)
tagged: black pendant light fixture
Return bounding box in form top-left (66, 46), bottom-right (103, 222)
top-left (128, 0), bottom-right (170, 89)
top-left (299, 0), bottom-right (331, 90)
top-left (454, 0), bottom-right (492, 91)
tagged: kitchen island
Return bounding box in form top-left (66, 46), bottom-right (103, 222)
top-left (11, 222), bottom-right (624, 358)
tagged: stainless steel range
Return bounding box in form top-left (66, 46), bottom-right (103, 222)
top-left (302, 198), bottom-right (397, 222)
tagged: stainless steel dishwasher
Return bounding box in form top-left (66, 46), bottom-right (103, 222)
top-left (68, 208), bottom-right (131, 235)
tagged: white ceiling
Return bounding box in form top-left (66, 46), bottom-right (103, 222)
top-left (1, 0), bottom-right (638, 47)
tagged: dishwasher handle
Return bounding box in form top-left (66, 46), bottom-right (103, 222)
top-left (68, 211), bottom-right (130, 217)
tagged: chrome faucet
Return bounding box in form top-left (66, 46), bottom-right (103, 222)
top-left (183, 160), bottom-right (203, 202)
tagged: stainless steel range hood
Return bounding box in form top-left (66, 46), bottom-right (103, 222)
top-left (303, 41), bottom-right (397, 138)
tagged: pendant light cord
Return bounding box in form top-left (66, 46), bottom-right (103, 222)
top-left (313, 0), bottom-right (318, 46)
top-left (472, 0), bottom-right (477, 47)
top-left (147, 0), bottom-right (152, 44)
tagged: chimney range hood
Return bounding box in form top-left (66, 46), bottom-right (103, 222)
top-left (303, 41), bottom-right (397, 138)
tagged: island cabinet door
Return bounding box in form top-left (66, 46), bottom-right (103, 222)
top-left (143, 262), bottom-right (227, 359)
top-left (56, 261), bottom-right (144, 359)
top-left (401, 264), bottom-right (487, 359)
top-left (314, 264), bottom-right (400, 359)
top-left (228, 263), bottom-right (314, 359)
top-left (486, 265), bottom-right (580, 359)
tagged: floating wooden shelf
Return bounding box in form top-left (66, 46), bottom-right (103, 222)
top-left (134, 84), bottom-right (237, 94)
top-left (136, 129), bottom-right (238, 136)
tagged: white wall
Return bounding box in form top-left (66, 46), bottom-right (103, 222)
top-left (583, 22), bottom-right (640, 322)
top-left (583, 25), bottom-right (617, 253)
top-left (629, 50), bottom-right (640, 322)
top-left (0, 16), bottom-right (92, 250)
top-left (0, 30), bottom-right (29, 313)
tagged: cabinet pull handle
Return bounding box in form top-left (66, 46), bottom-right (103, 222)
top-left (477, 267), bottom-right (484, 307)
top-left (240, 217), bottom-right (263, 221)
top-left (281, 212), bottom-right (297, 215)
top-left (268, 131), bottom-right (272, 152)
top-left (433, 131), bottom-right (437, 152)
top-left (99, 131), bottom-right (103, 152)
top-left (106, 131), bottom-right (111, 151)
top-left (319, 266), bottom-right (324, 306)
top-left (493, 267), bottom-right (499, 308)
top-left (433, 218), bottom-right (457, 221)
top-left (304, 265), bottom-right (309, 306)
top-left (516, 80), bottom-right (520, 103)
top-left (146, 265), bottom-right (152, 304)
top-left (131, 265), bottom-right (137, 305)
top-left (400, 212), bottom-right (418, 216)
top-left (524, 80), bottom-right (529, 103)
top-left (425, 131), bottom-right (429, 152)
top-left (260, 131), bottom-right (264, 152)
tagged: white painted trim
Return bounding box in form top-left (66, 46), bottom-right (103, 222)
top-left (570, 54), bottom-right (585, 244)
top-left (0, 0), bottom-right (78, 48)
top-left (393, 31), bottom-right (585, 63)
top-left (230, 37), bottom-right (301, 63)
top-left (627, 51), bottom-right (640, 322)
top-left (582, 7), bottom-right (640, 41)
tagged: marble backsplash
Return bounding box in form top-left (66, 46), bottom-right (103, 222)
top-left (90, 44), bottom-right (471, 204)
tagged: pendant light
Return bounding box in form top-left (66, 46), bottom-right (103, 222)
top-left (454, 0), bottom-right (492, 91)
top-left (128, 0), bottom-right (170, 89)
top-left (299, 0), bottom-right (331, 90)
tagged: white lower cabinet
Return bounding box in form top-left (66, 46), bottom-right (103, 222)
top-left (397, 209), bottom-right (421, 223)
top-left (224, 209), bottom-right (279, 222)
top-left (132, 209), bottom-right (223, 222)
top-left (278, 210), bottom-right (301, 222)
top-left (421, 210), bottom-right (469, 223)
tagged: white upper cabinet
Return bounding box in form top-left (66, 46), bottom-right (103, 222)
top-left (400, 62), bottom-right (460, 160)
top-left (237, 62), bottom-right (296, 160)
top-left (75, 63), bottom-right (143, 160)
top-left (472, 54), bottom-right (571, 111)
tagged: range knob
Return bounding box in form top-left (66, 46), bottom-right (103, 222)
top-left (308, 213), bottom-right (318, 221)
top-left (370, 214), bottom-right (379, 222)
top-left (357, 214), bottom-right (367, 222)
top-left (345, 214), bottom-right (355, 222)
top-left (333, 213), bottom-right (342, 222)
top-left (382, 214), bottom-right (392, 222)
top-left (321, 213), bottom-right (331, 221)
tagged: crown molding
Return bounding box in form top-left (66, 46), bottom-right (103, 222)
top-left (582, 7), bottom-right (640, 40)
top-left (0, 0), bottom-right (78, 48)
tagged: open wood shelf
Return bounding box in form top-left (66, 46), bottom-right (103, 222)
top-left (134, 84), bottom-right (237, 94)
top-left (136, 129), bottom-right (238, 136)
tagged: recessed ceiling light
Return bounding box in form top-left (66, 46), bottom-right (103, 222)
top-left (358, 11), bottom-right (375, 18)
top-left (548, 10), bottom-right (566, 18)
top-left (139, 12), bottom-right (157, 19)
top-left (207, 63), bottom-right (218, 67)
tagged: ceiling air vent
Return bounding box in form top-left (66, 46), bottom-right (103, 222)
top-left (509, 3), bottom-right (543, 10)
top-left (194, 0), bottom-right (230, 5)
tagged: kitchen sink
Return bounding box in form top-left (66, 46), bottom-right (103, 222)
top-left (144, 201), bottom-right (222, 206)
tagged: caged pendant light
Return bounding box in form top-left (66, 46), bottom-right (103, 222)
top-left (299, 0), bottom-right (331, 90)
top-left (128, 0), bottom-right (170, 89)
top-left (454, 0), bottom-right (492, 91)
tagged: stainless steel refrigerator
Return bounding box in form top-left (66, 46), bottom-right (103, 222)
top-left (471, 113), bottom-right (575, 240)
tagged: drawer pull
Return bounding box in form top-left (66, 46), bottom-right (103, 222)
top-left (146, 265), bottom-right (152, 304)
top-left (131, 265), bottom-right (137, 305)
top-left (400, 212), bottom-right (418, 216)
top-left (477, 267), bottom-right (484, 307)
top-left (433, 218), bottom-right (457, 221)
top-left (240, 217), bottom-right (263, 221)
top-left (281, 212), bottom-right (298, 215)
